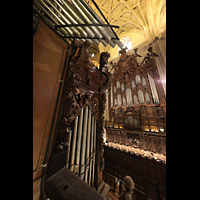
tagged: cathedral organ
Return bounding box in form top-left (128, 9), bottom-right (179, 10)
top-left (33, 0), bottom-right (166, 199)
top-left (106, 46), bottom-right (166, 132)
top-left (46, 39), bottom-right (111, 198)
top-left (103, 46), bottom-right (166, 200)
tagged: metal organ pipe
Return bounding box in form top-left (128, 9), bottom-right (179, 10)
top-left (80, 0), bottom-right (117, 48)
top-left (85, 108), bottom-right (92, 183)
top-left (81, 0), bottom-right (124, 48)
top-left (70, 115), bottom-right (78, 172)
top-left (80, 106), bottom-right (89, 179)
top-left (75, 107), bottom-right (84, 174)
top-left (67, 106), bottom-right (97, 186)
top-left (92, 118), bottom-right (96, 186)
top-left (70, 0), bottom-right (109, 47)
top-left (44, 0), bottom-right (81, 37)
top-left (89, 115), bottom-right (94, 186)
top-left (66, 130), bottom-right (72, 168)
top-left (35, 0), bottom-right (68, 37)
top-left (60, 0), bottom-right (100, 45)
top-left (53, 0), bottom-right (93, 44)
top-left (35, 0), bottom-right (123, 48)
top-left (38, 0), bottom-right (73, 36)
top-left (70, 0), bottom-right (103, 39)
top-left (147, 73), bottom-right (160, 104)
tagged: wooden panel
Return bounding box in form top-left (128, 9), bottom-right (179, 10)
top-left (33, 21), bottom-right (68, 179)
top-left (146, 182), bottom-right (158, 200)
top-left (33, 178), bottom-right (41, 200)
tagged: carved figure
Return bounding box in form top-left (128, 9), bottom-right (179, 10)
top-left (99, 52), bottom-right (112, 89)
top-left (119, 47), bottom-right (128, 61)
top-left (99, 52), bottom-right (110, 74)
top-left (133, 48), bottom-right (142, 58)
top-left (119, 176), bottom-right (135, 200)
top-left (71, 41), bottom-right (94, 72)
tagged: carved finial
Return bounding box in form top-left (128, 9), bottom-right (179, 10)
top-left (119, 47), bottom-right (128, 55)
top-left (133, 48), bottom-right (142, 58)
top-left (147, 44), bottom-right (158, 57)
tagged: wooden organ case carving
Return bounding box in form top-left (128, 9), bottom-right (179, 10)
top-left (103, 46), bottom-right (166, 200)
top-left (47, 40), bottom-right (111, 190)
top-left (107, 46), bottom-right (166, 132)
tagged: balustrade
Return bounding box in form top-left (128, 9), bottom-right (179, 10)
top-left (105, 128), bottom-right (166, 163)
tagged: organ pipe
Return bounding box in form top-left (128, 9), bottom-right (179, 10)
top-left (147, 73), bottom-right (159, 104)
top-left (85, 108), bottom-right (92, 183)
top-left (80, 106), bottom-right (89, 179)
top-left (70, 115), bottom-right (78, 171)
top-left (75, 107), bottom-right (84, 174)
top-left (92, 118), bottom-right (96, 186)
top-left (66, 130), bottom-right (72, 168)
top-left (66, 106), bottom-right (97, 186)
top-left (89, 115), bottom-right (94, 185)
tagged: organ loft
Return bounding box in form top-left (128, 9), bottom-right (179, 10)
top-left (33, 1), bottom-right (166, 200)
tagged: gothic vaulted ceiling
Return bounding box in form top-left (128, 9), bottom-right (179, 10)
top-left (87, 0), bottom-right (166, 64)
